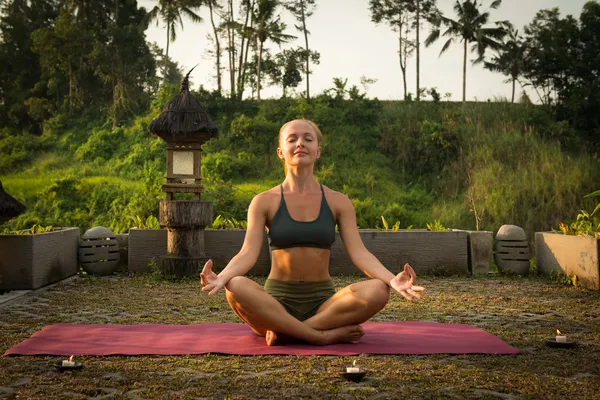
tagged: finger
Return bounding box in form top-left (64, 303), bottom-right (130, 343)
top-left (208, 286), bottom-right (221, 296)
top-left (398, 290), bottom-right (414, 302)
top-left (407, 289), bottom-right (423, 299)
top-left (404, 263), bottom-right (417, 283)
top-left (201, 259), bottom-right (213, 275)
top-left (201, 284), bottom-right (214, 292)
top-left (411, 285), bottom-right (426, 292)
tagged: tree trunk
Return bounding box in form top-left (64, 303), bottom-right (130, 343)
top-left (236, 0), bottom-right (251, 99)
top-left (227, 0), bottom-right (236, 99)
top-left (300, 0), bottom-right (310, 101)
top-left (208, 0), bottom-right (222, 95)
top-left (166, 23), bottom-right (170, 60)
top-left (511, 77), bottom-right (515, 103)
top-left (68, 58), bottom-right (73, 112)
top-left (257, 39), bottom-right (264, 100)
top-left (239, 0), bottom-right (255, 101)
top-left (462, 39), bottom-right (467, 105)
top-left (398, 21), bottom-right (407, 100)
top-left (416, 0), bottom-right (420, 101)
top-left (112, 79), bottom-right (117, 128)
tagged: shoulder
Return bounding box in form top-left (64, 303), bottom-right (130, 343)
top-left (321, 185), bottom-right (353, 211)
top-left (250, 186), bottom-right (281, 209)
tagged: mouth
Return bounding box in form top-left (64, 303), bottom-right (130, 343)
top-left (294, 152), bottom-right (308, 156)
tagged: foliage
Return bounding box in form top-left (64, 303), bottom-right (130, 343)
top-left (426, 220), bottom-right (447, 231)
top-left (2, 96), bottom-right (599, 242)
top-left (252, 0), bottom-right (297, 100)
top-left (520, 3), bottom-right (600, 150)
top-left (0, 224), bottom-right (54, 235)
top-left (483, 27), bottom-right (526, 103)
top-left (282, 0), bottom-right (319, 99)
top-left (377, 216), bottom-right (413, 232)
top-left (555, 190), bottom-right (600, 238)
top-left (131, 215), bottom-right (160, 230)
top-left (145, 0), bottom-right (203, 60)
top-left (211, 215), bottom-right (248, 230)
top-left (548, 270), bottom-right (581, 287)
top-left (425, 0), bottom-right (510, 103)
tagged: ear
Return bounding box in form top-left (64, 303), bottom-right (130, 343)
top-left (316, 146), bottom-right (322, 159)
top-left (277, 147), bottom-right (284, 160)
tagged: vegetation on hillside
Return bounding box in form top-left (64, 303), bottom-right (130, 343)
top-left (1, 1), bottom-right (599, 242)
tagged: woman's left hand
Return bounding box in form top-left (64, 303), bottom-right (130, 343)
top-left (390, 263), bottom-right (426, 301)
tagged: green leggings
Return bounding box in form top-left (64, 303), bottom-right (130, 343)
top-left (264, 279), bottom-right (336, 321)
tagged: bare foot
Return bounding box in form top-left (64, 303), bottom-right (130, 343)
top-left (265, 331), bottom-right (298, 346)
top-left (317, 325), bottom-right (364, 346)
top-left (265, 330), bottom-right (278, 346)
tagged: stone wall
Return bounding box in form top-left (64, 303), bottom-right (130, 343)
top-left (0, 228), bottom-right (80, 290)
top-left (127, 229), bottom-right (471, 276)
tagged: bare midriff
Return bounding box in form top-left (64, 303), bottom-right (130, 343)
top-left (268, 247), bottom-right (331, 282)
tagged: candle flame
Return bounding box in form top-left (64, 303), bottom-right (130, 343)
top-left (556, 329), bottom-right (562, 335)
top-left (353, 360), bottom-right (356, 367)
top-left (69, 355), bottom-right (73, 362)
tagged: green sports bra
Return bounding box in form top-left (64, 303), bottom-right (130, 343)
top-left (268, 184), bottom-right (336, 250)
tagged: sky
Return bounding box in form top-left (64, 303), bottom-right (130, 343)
top-left (138, 0), bottom-right (590, 102)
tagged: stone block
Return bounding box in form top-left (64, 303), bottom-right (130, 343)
top-left (536, 232), bottom-right (599, 290)
top-left (0, 227), bottom-right (80, 290)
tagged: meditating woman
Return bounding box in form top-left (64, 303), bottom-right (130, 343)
top-left (200, 119), bottom-right (426, 346)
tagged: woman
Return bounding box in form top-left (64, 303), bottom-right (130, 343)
top-left (200, 119), bottom-right (425, 346)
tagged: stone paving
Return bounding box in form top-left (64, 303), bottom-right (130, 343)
top-left (1, 274), bottom-right (599, 399)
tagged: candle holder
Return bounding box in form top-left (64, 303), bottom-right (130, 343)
top-left (54, 359), bottom-right (84, 371)
top-left (341, 366), bottom-right (367, 382)
top-left (544, 337), bottom-right (577, 349)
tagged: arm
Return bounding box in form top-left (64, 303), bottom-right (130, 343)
top-left (337, 194), bottom-right (425, 301)
top-left (337, 195), bottom-right (395, 284)
top-left (201, 193), bottom-right (267, 295)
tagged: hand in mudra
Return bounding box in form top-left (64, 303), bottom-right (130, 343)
top-left (200, 259), bottom-right (225, 296)
top-left (390, 263), bottom-right (426, 301)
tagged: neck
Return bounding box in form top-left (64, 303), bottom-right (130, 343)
top-left (283, 167), bottom-right (318, 193)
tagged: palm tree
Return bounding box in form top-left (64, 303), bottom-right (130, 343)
top-left (253, 0), bottom-right (295, 100)
top-left (424, 0), bottom-right (510, 104)
top-left (147, 0), bottom-right (203, 60)
top-left (482, 27), bottom-right (526, 103)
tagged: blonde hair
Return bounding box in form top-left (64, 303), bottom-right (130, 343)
top-left (278, 119), bottom-right (324, 175)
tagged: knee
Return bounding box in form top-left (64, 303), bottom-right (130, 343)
top-left (224, 276), bottom-right (249, 296)
top-left (369, 279), bottom-right (390, 308)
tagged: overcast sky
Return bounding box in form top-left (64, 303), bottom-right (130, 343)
top-left (139, 0), bottom-right (589, 102)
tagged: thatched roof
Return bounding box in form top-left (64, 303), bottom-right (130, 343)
top-left (149, 67), bottom-right (219, 142)
top-left (0, 180), bottom-right (26, 224)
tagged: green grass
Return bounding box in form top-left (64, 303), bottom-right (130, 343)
top-left (2, 170), bottom-right (143, 201)
top-left (1, 274), bottom-right (599, 399)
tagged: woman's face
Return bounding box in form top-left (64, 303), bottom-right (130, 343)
top-left (278, 120), bottom-right (321, 169)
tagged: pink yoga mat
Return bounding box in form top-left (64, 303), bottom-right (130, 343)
top-left (3, 322), bottom-right (519, 356)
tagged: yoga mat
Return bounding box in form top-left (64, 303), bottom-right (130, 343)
top-left (3, 321), bottom-right (519, 356)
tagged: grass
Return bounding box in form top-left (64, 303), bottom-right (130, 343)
top-left (1, 273), bottom-right (599, 399)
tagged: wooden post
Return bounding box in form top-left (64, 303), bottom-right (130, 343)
top-left (158, 200), bottom-right (213, 278)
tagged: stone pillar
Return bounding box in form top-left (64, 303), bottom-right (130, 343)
top-left (494, 225), bottom-right (530, 275)
top-left (158, 200), bottom-right (212, 278)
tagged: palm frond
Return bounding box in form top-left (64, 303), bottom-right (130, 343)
top-left (170, 21), bottom-right (177, 41)
top-left (490, 0), bottom-right (502, 9)
top-left (440, 37), bottom-right (454, 55)
top-left (424, 28), bottom-right (440, 47)
top-left (182, 7), bottom-right (202, 24)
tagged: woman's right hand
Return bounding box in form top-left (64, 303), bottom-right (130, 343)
top-left (200, 259), bottom-right (226, 295)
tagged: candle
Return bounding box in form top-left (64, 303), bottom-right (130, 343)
top-left (555, 329), bottom-right (567, 343)
top-left (346, 359), bottom-right (360, 373)
top-left (62, 355), bottom-right (76, 367)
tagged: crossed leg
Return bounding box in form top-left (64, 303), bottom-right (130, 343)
top-left (224, 276), bottom-right (389, 346)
